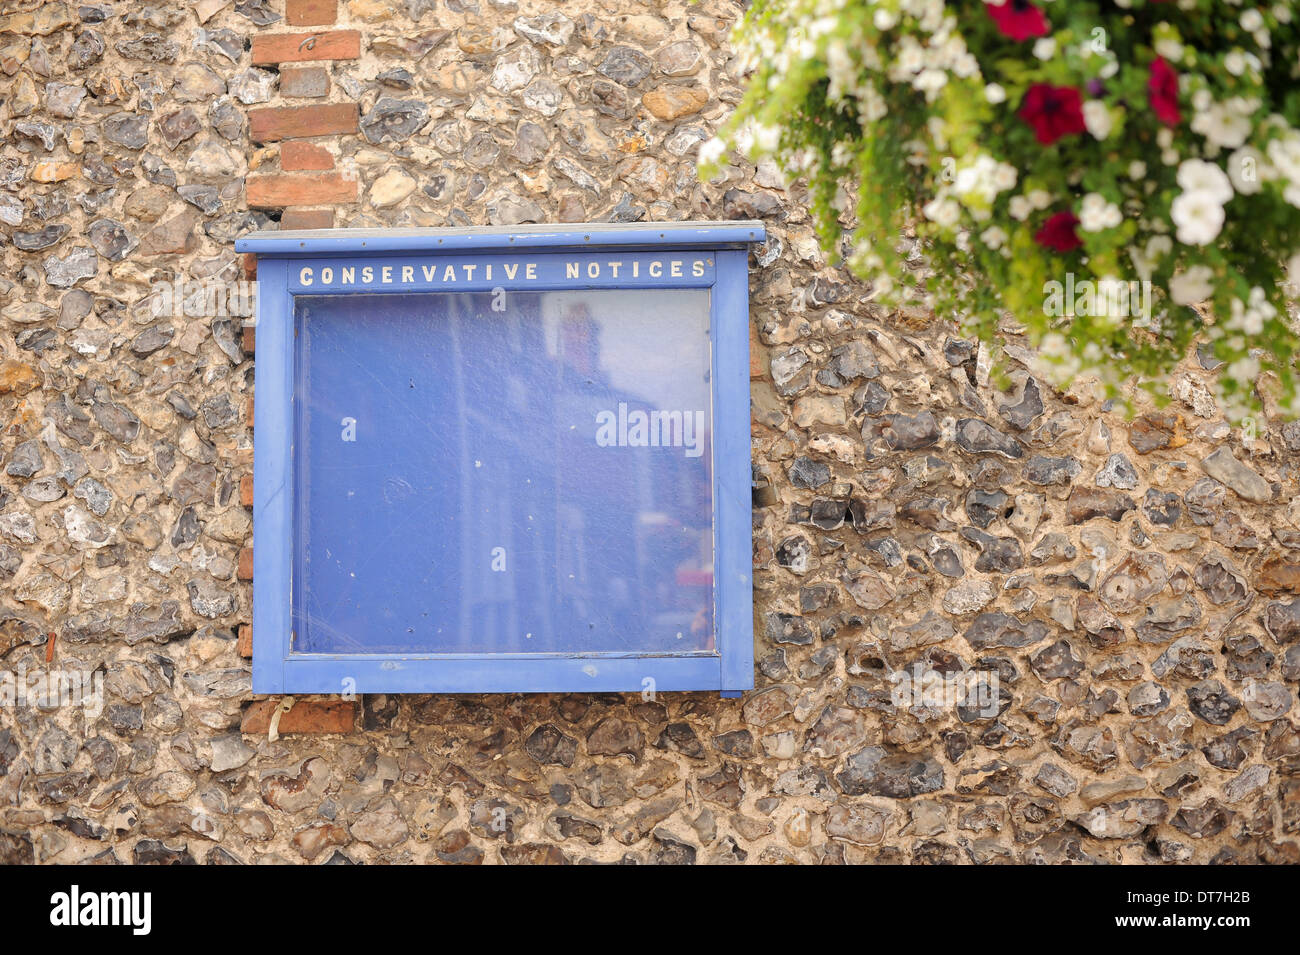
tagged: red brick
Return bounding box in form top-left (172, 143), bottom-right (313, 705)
top-left (750, 336), bottom-right (764, 379)
top-left (241, 252), bottom-right (257, 279)
top-left (286, 0), bottom-right (337, 27)
top-left (242, 324), bottom-right (256, 354)
top-left (281, 140), bottom-right (334, 171)
top-left (241, 699), bottom-right (356, 734)
top-left (280, 208), bottom-right (335, 230)
top-left (279, 65), bottom-right (330, 98)
top-left (247, 395), bottom-right (255, 428)
top-left (246, 172), bottom-right (357, 208)
top-left (237, 623), bottom-right (252, 658)
top-left (249, 103), bottom-right (357, 143)
top-left (250, 30), bottom-right (360, 65)
top-left (240, 474), bottom-right (254, 508)
top-left (237, 547), bottom-right (254, 581)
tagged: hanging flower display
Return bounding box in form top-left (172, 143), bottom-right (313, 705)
top-left (701, 0), bottom-right (1300, 419)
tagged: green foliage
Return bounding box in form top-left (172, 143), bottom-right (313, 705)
top-left (701, 0), bottom-right (1300, 419)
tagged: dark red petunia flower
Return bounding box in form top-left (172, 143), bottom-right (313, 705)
top-left (1035, 211), bottom-right (1082, 252)
top-left (987, 0), bottom-right (1050, 41)
top-left (1148, 57), bottom-right (1181, 126)
top-left (1018, 84), bottom-right (1087, 145)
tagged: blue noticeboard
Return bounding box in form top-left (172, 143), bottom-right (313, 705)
top-left (235, 222), bottom-right (765, 697)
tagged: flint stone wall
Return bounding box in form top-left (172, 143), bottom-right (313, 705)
top-left (1, 0), bottom-right (1299, 864)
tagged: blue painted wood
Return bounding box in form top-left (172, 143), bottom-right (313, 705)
top-left (714, 250), bottom-right (756, 694)
top-left (251, 258), bottom-right (292, 695)
top-left (245, 223), bottom-right (765, 696)
top-left (281, 251), bottom-right (715, 294)
top-left (236, 221), bottom-right (765, 256)
top-left (277, 655), bottom-right (721, 695)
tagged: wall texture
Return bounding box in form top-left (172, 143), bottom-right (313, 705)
top-left (2, 0), bottom-right (1299, 865)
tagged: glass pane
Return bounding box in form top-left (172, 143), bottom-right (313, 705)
top-left (293, 288), bottom-right (714, 655)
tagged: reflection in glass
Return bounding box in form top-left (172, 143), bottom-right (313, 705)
top-left (294, 289), bottom-right (714, 655)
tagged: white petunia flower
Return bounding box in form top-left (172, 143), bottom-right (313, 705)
top-left (984, 83), bottom-right (1006, 104)
top-left (980, 226), bottom-right (1008, 250)
top-left (1154, 36), bottom-right (1184, 61)
top-left (825, 39), bottom-right (856, 101)
top-left (1147, 235), bottom-right (1173, 260)
top-left (1169, 265), bottom-right (1214, 304)
top-left (992, 162), bottom-right (1017, 192)
top-left (1266, 132), bottom-right (1300, 181)
top-left (1171, 190), bottom-right (1226, 245)
top-left (1083, 100), bottom-right (1113, 140)
top-left (914, 68), bottom-right (948, 100)
top-left (1079, 193), bottom-right (1122, 232)
top-left (1191, 100), bottom-right (1253, 150)
top-left (1176, 159), bottom-right (1234, 204)
top-left (923, 196), bottom-right (961, 229)
top-left (698, 137), bottom-right (726, 167)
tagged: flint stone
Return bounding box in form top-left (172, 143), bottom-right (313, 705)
top-left (1193, 554), bottom-right (1248, 606)
top-left (997, 376), bottom-right (1043, 430)
top-left (1128, 410), bottom-right (1186, 454)
top-left (1030, 640), bottom-right (1084, 680)
top-left (1201, 447), bottom-right (1272, 503)
top-left (1025, 455), bottom-right (1081, 486)
top-left (43, 246), bottom-right (97, 286)
top-left (788, 456), bottom-right (830, 489)
top-left (960, 527), bottom-right (1022, 573)
top-left (963, 612), bottom-right (1050, 650)
top-left (1186, 680), bottom-right (1241, 725)
top-left (825, 804), bottom-right (891, 846)
top-left (597, 45), bottom-right (652, 86)
top-left (14, 224), bottom-right (68, 250)
top-left (1142, 489), bottom-right (1181, 526)
top-left (837, 746), bottom-right (943, 798)
top-left (1241, 681), bottom-right (1291, 721)
top-left (1264, 599), bottom-right (1300, 644)
top-left (874, 412), bottom-right (939, 451)
top-left (86, 219), bottom-right (135, 261)
top-left (525, 723), bottom-right (578, 767)
top-left (103, 112), bottom-right (149, 149)
top-left (955, 419), bottom-right (1023, 458)
top-left (1099, 553), bottom-right (1168, 614)
top-left (361, 98), bottom-right (430, 144)
top-left (1095, 453), bottom-right (1138, 489)
top-left (514, 12), bottom-right (573, 45)
top-left (1068, 488), bottom-right (1137, 526)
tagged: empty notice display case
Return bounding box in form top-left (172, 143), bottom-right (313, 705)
top-left (236, 221), bottom-right (764, 696)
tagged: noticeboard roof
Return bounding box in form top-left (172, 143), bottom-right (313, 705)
top-left (235, 220), bottom-right (768, 256)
